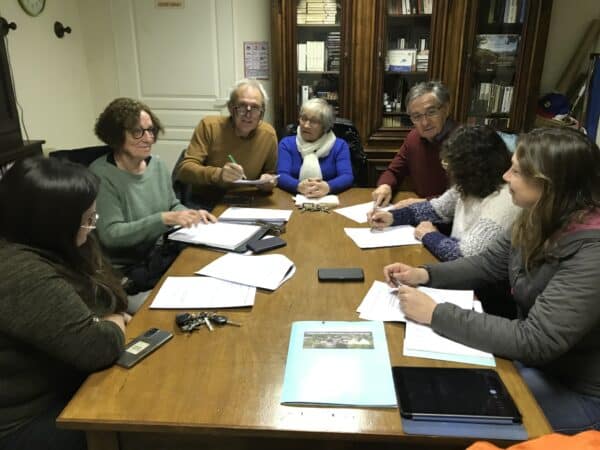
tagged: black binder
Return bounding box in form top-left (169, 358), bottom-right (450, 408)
top-left (392, 367), bottom-right (522, 424)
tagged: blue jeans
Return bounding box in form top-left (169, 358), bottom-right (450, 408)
top-left (516, 362), bottom-right (600, 434)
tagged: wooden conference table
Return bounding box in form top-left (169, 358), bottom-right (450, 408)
top-left (59, 188), bottom-right (551, 450)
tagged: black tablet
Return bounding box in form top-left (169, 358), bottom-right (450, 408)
top-left (392, 367), bottom-right (522, 424)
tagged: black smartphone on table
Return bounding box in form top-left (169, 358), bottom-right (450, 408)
top-left (317, 267), bottom-right (364, 282)
top-left (247, 236), bottom-right (286, 254)
top-left (116, 328), bottom-right (173, 369)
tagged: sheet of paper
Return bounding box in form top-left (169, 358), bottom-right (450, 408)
top-left (344, 225), bottom-right (421, 248)
top-left (219, 206), bottom-right (292, 222)
top-left (233, 175), bottom-right (280, 185)
top-left (293, 194), bottom-right (339, 207)
top-left (150, 276), bottom-right (256, 309)
top-left (357, 281), bottom-right (475, 322)
top-left (196, 253), bottom-right (296, 291)
top-left (168, 222), bottom-right (261, 250)
top-left (335, 201), bottom-right (393, 223)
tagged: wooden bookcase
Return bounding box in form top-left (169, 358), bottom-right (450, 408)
top-left (272, 0), bottom-right (552, 186)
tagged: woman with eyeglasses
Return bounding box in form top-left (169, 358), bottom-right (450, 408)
top-left (0, 157), bottom-right (127, 450)
top-left (90, 98), bottom-right (216, 305)
top-left (277, 98), bottom-right (353, 198)
top-left (384, 128), bottom-right (600, 434)
top-left (368, 125), bottom-right (519, 262)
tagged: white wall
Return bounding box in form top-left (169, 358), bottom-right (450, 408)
top-left (539, 0), bottom-right (600, 94)
top-left (0, 0), bottom-right (96, 151)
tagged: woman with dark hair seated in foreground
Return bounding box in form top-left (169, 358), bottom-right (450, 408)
top-left (385, 128), bottom-right (600, 434)
top-left (0, 157), bottom-right (127, 450)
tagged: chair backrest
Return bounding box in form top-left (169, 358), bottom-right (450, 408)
top-left (171, 149), bottom-right (215, 211)
top-left (282, 118), bottom-right (368, 187)
top-left (48, 145), bottom-right (111, 167)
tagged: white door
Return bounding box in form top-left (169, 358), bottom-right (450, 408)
top-left (111, 0), bottom-right (236, 171)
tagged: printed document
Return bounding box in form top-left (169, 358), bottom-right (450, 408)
top-left (293, 194), bottom-right (339, 207)
top-left (196, 253), bottom-right (295, 291)
top-left (344, 225), bottom-right (421, 248)
top-left (335, 201), bottom-right (393, 223)
top-left (150, 276), bottom-right (256, 309)
top-left (219, 206), bottom-right (293, 223)
top-left (233, 174), bottom-right (280, 185)
top-left (168, 222), bottom-right (261, 250)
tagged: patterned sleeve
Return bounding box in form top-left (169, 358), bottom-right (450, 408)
top-left (421, 231), bottom-right (462, 261)
top-left (391, 201), bottom-right (442, 226)
top-left (458, 218), bottom-right (506, 257)
top-left (429, 187), bottom-right (459, 222)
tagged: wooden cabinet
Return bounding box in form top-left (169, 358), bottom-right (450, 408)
top-left (272, 0), bottom-right (552, 186)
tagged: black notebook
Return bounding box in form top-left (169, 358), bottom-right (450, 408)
top-left (392, 367), bottom-right (522, 424)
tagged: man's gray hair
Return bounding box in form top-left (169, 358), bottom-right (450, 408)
top-left (405, 81), bottom-right (450, 110)
top-left (227, 78), bottom-right (269, 108)
top-left (300, 98), bottom-right (335, 131)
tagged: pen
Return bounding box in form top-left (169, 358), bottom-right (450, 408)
top-left (227, 154), bottom-right (246, 180)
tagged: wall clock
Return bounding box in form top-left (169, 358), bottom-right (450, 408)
top-left (18, 0), bottom-right (46, 17)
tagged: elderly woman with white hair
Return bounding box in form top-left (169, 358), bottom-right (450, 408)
top-left (277, 98), bottom-right (353, 197)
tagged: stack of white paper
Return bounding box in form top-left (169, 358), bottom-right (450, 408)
top-left (218, 206), bottom-right (292, 223)
top-left (233, 174), bottom-right (280, 186)
top-left (196, 253), bottom-right (296, 291)
top-left (294, 194), bottom-right (339, 207)
top-left (150, 277), bottom-right (256, 309)
top-left (334, 201), bottom-right (393, 224)
top-left (168, 222), bottom-right (261, 250)
top-left (344, 225), bottom-right (421, 248)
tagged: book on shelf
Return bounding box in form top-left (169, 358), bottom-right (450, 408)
top-left (473, 34), bottom-right (520, 72)
top-left (488, 0), bottom-right (524, 24)
top-left (305, 41), bottom-right (326, 72)
top-left (471, 82), bottom-right (514, 114)
top-left (387, 48), bottom-right (416, 72)
top-left (297, 43), bottom-right (307, 71)
top-left (326, 31), bottom-right (341, 71)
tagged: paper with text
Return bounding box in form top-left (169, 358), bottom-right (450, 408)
top-left (196, 253), bottom-right (295, 291)
top-left (293, 194), bottom-right (339, 207)
top-left (344, 225), bottom-right (421, 248)
top-left (150, 276), bottom-right (256, 309)
top-left (219, 206), bottom-right (292, 222)
top-left (168, 222), bottom-right (261, 250)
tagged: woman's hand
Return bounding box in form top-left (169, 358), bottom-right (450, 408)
top-left (256, 173), bottom-right (278, 192)
top-left (298, 179), bottom-right (330, 198)
top-left (162, 210), bottom-right (215, 228)
top-left (103, 313), bottom-right (126, 334)
top-left (397, 285), bottom-right (437, 325)
top-left (367, 209), bottom-right (393, 229)
top-left (391, 197), bottom-right (425, 209)
top-left (414, 221), bottom-right (438, 240)
top-left (383, 262), bottom-right (429, 287)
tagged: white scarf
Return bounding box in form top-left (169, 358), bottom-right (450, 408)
top-left (296, 127), bottom-right (336, 181)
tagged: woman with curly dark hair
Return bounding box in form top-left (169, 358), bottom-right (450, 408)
top-left (90, 98), bottom-right (216, 306)
top-left (369, 125), bottom-right (520, 262)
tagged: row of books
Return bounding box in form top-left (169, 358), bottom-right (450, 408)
top-left (386, 49), bottom-right (429, 72)
top-left (470, 82), bottom-right (514, 114)
top-left (297, 0), bottom-right (338, 24)
top-left (299, 85), bottom-right (339, 106)
top-left (298, 41), bottom-right (324, 72)
top-left (389, 36), bottom-right (428, 52)
top-left (387, 0), bottom-right (433, 15)
top-left (467, 116), bottom-right (511, 129)
top-left (486, 0), bottom-right (526, 24)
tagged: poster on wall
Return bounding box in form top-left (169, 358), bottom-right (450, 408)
top-left (244, 41), bottom-right (269, 80)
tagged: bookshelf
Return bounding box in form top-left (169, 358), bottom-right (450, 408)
top-left (272, 0), bottom-right (552, 186)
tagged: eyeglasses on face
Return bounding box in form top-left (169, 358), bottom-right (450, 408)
top-left (299, 115), bottom-right (321, 126)
top-left (409, 107), bottom-right (442, 123)
top-left (130, 126), bottom-right (158, 139)
top-left (233, 104), bottom-right (263, 118)
top-left (80, 212), bottom-right (99, 230)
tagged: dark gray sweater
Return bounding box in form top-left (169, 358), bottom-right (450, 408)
top-left (428, 224), bottom-right (600, 397)
top-left (0, 241), bottom-right (125, 439)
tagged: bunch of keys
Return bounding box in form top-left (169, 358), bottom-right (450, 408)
top-left (175, 312), bottom-right (242, 333)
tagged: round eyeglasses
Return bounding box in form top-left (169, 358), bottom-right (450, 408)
top-left (409, 107), bottom-right (442, 124)
top-left (80, 213), bottom-right (99, 230)
top-left (130, 126), bottom-right (158, 139)
top-left (233, 104), bottom-right (263, 118)
top-left (299, 115), bottom-right (321, 126)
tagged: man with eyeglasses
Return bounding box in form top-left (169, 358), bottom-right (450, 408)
top-left (176, 79), bottom-right (278, 205)
top-left (372, 81), bottom-right (457, 208)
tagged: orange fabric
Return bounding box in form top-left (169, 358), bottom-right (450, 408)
top-left (467, 430), bottom-right (600, 450)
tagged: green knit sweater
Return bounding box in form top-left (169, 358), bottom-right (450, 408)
top-left (0, 240), bottom-right (124, 439)
top-left (90, 154), bottom-right (187, 268)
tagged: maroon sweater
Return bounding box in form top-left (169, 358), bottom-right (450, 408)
top-left (377, 120), bottom-right (457, 198)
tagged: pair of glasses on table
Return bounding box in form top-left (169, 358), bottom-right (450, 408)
top-left (299, 203), bottom-right (331, 213)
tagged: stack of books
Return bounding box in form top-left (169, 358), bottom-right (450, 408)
top-left (387, 0), bottom-right (433, 15)
top-left (326, 31), bottom-right (341, 72)
top-left (416, 49), bottom-right (429, 72)
top-left (297, 0), bottom-right (338, 25)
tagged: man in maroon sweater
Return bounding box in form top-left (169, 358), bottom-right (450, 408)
top-left (372, 81), bottom-right (457, 207)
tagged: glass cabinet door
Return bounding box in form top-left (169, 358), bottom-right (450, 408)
top-left (296, 0), bottom-right (342, 113)
top-left (382, 0), bottom-right (433, 130)
top-left (466, 0), bottom-right (527, 130)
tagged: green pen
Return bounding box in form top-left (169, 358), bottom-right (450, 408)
top-left (227, 154), bottom-right (246, 180)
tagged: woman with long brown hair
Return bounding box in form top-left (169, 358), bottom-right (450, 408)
top-left (383, 128), bottom-right (600, 433)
